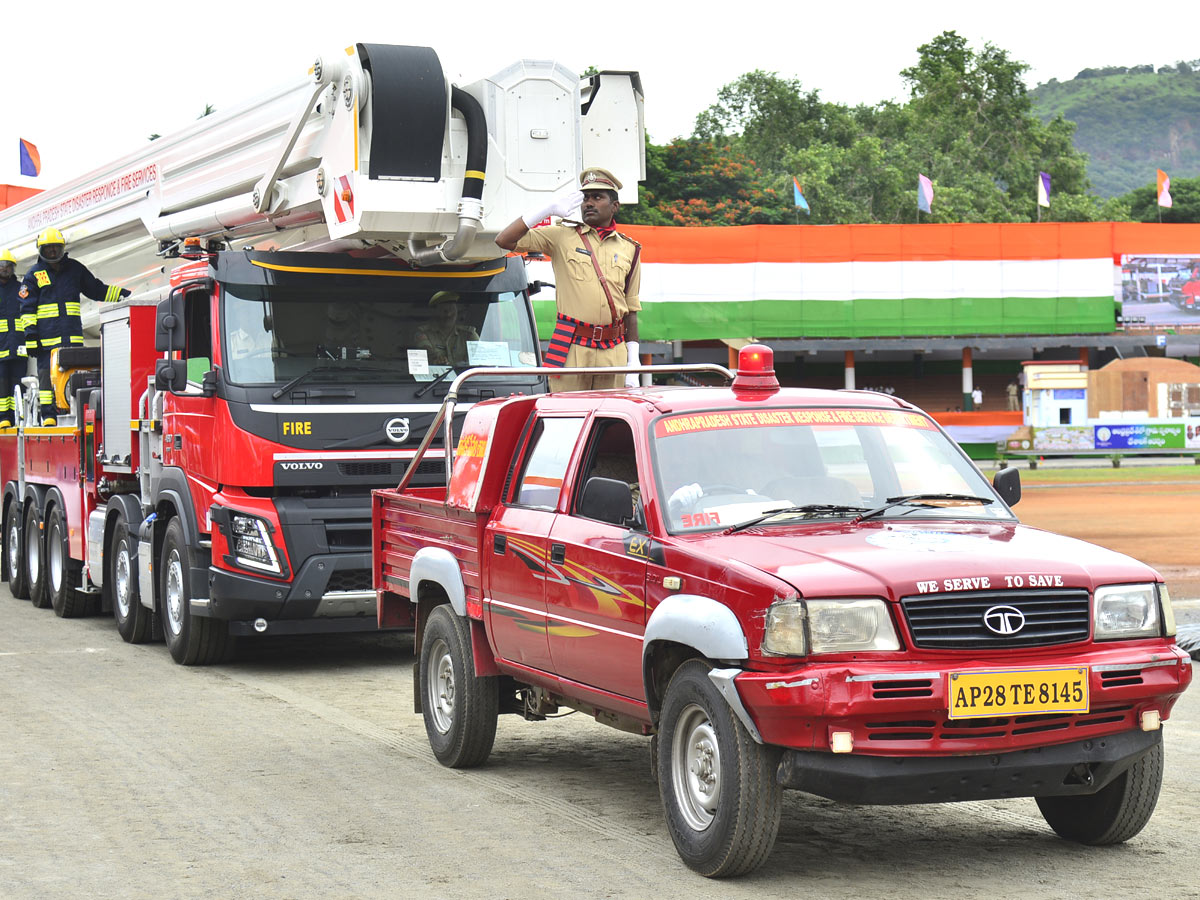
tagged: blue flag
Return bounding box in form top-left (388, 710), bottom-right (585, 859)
top-left (19, 139), bottom-right (40, 177)
top-left (792, 177), bottom-right (810, 214)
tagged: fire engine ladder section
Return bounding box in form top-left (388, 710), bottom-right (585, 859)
top-left (0, 45), bottom-right (646, 297)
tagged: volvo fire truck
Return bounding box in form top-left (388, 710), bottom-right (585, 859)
top-left (0, 42), bottom-right (645, 664)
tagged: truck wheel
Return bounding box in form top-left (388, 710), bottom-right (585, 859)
top-left (5, 500), bottom-right (29, 599)
top-left (110, 517), bottom-right (150, 643)
top-left (25, 503), bottom-right (49, 609)
top-left (1035, 740), bottom-right (1163, 845)
top-left (420, 604), bottom-right (498, 768)
top-left (47, 506), bottom-right (86, 618)
top-left (657, 659), bottom-right (782, 877)
top-left (160, 517), bottom-right (228, 665)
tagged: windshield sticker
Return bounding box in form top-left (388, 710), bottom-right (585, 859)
top-left (407, 348), bottom-right (430, 376)
top-left (466, 340), bottom-right (510, 366)
top-left (865, 530), bottom-right (987, 552)
top-left (656, 408), bottom-right (933, 438)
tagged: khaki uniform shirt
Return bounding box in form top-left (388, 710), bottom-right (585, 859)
top-left (515, 221), bottom-right (641, 326)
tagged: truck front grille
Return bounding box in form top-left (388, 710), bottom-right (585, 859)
top-left (337, 459), bottom-right (443, 479)
top-left (901, 589), bottom-right (1091, 649)
top-left (864, 703), bottom-right (1134, 743)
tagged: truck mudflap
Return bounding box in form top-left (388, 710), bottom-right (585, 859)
top-left (777, 728), bottom-right (1162, 805)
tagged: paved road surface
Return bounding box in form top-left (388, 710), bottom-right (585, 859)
top-left (1, 592), bottom-right (1195, 899)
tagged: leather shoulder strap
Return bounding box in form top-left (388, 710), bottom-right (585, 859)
top-left (576, 227), bottom-right (620, 326)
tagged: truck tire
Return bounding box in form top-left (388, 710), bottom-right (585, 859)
top-left (110, 517), bottom-right (150, 643)
top-left (47, 506), bottom-right (86, 618)
top-left (5, 499), bottom-right (29, 599)
top-left (657, 659), bottom-right (782, 877)
top-left (419, 604), bottom-right (498, 768)
top-left (160, 517), bottom-right (228, 665)
top-left (1035, 740), bottom-right (1163, 845)
top-left (25, 503), bottom-right (49, 609)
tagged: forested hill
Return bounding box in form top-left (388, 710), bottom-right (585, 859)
top-left (1031, 64), bottom-right (1200, 198)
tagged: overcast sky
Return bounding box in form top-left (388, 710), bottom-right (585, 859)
top-left (5, 0), bottom-right (1197, 188)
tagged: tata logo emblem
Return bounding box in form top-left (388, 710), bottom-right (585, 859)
top-left (384, 417), bottom-right (411, 443)
top-left (983, 605), bottom-right (1026, 635)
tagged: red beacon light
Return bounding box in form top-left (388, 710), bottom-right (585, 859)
top-left (732, 343), bottom-right (779, 393)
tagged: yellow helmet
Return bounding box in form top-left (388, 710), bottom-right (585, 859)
top-left (37, 227), bottom-right (65, 247)
top-left (0, 250), bottom-right (15, 265)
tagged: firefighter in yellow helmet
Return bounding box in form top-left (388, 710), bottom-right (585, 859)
top-left (0, 249), bottom-right (23, 428)
top-left (19, 228), bottom-right (129, 425)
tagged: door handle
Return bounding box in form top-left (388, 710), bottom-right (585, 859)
top-left (493, 534), bottom-right (507, 555)
top-left (550, 543), bottom-right (565, 564)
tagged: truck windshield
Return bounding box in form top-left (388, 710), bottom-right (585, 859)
top-left (220, 285), bottom-right (539, 387)
top-left (651, 408), bottom-right (1013, 533)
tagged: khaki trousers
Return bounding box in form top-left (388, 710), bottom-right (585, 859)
top-left (548, 342), bottom-right (627, 392)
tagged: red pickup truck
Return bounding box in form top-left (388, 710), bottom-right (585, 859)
top-left (372, 346), bottom-right (1191, 877)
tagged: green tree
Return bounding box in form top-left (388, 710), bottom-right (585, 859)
top-left (693, 71), bottom-right (847, 171)
top-left (622, 139), bottom-right (790, 226)
top-left (629, 32), bottom-right (1106, 226)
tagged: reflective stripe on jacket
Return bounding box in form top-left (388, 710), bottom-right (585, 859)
top-left (0, 279), bottom-right (20, 359)
top-left (19, 255), bottom-right (120, 350)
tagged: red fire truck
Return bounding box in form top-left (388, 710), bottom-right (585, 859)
top-left (373, 346), bottom-right (1191, 877)
top-left (0, 43), bottom-right (645, 664)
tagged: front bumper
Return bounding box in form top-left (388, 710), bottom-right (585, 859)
top-left (735, 643), bottom-right (1192, 755)
top-left (205, 551), bottom-right (379, 635)
top-left (777, 728), bottom-right (1161, 804)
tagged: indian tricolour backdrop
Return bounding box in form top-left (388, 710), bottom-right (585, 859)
top-left (522, 222), bottom-right (1200, 341)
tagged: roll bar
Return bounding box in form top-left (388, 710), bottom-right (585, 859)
top-left (394, 363), bottom-right (734, 496)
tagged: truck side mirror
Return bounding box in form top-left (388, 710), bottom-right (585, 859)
top-left (579, 476), bottom-right (635, 526)
top-left (154, 358), bottom-right (188, 391)
top-left (992, 466), bottom-right (1021, 507)
top-left (155, 289), bottom-right (186, 352)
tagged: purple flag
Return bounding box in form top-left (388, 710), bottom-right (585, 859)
top-left (1037, 172), bottom-right (1051, 208)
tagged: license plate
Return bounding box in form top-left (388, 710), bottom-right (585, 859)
top-left (947, 666), bottom-right (1089, 720)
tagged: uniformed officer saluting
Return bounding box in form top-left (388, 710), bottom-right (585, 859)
top-left (496, 168), bottom-right (641, 392)
top-left (19, 228), bottom-right (129, 425)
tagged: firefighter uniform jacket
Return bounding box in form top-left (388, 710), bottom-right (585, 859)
top-left (19, 255), bottom-right (125, 352)
top-left (0, 277), bottom-right (21, 359)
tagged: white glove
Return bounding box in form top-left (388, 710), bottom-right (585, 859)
top-left (522, 188), bottom-right (584, 228)
top-left (624, 340), bottom-right (640, 388)
top-left (668, 482), bottom-right (703, 520)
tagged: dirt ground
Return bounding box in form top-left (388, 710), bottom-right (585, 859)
top-left (1014, 480), bottom-right (1200, 599)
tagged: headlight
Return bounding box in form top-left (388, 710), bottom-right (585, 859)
top-left (1094, 583), bottom-right (1160, 640)
top-left (762, 598), bottom-right (900, 657)
top-left (808, 599), bottom-right (901, 653)
top-left (229, 513), bottom-right (282, 574)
